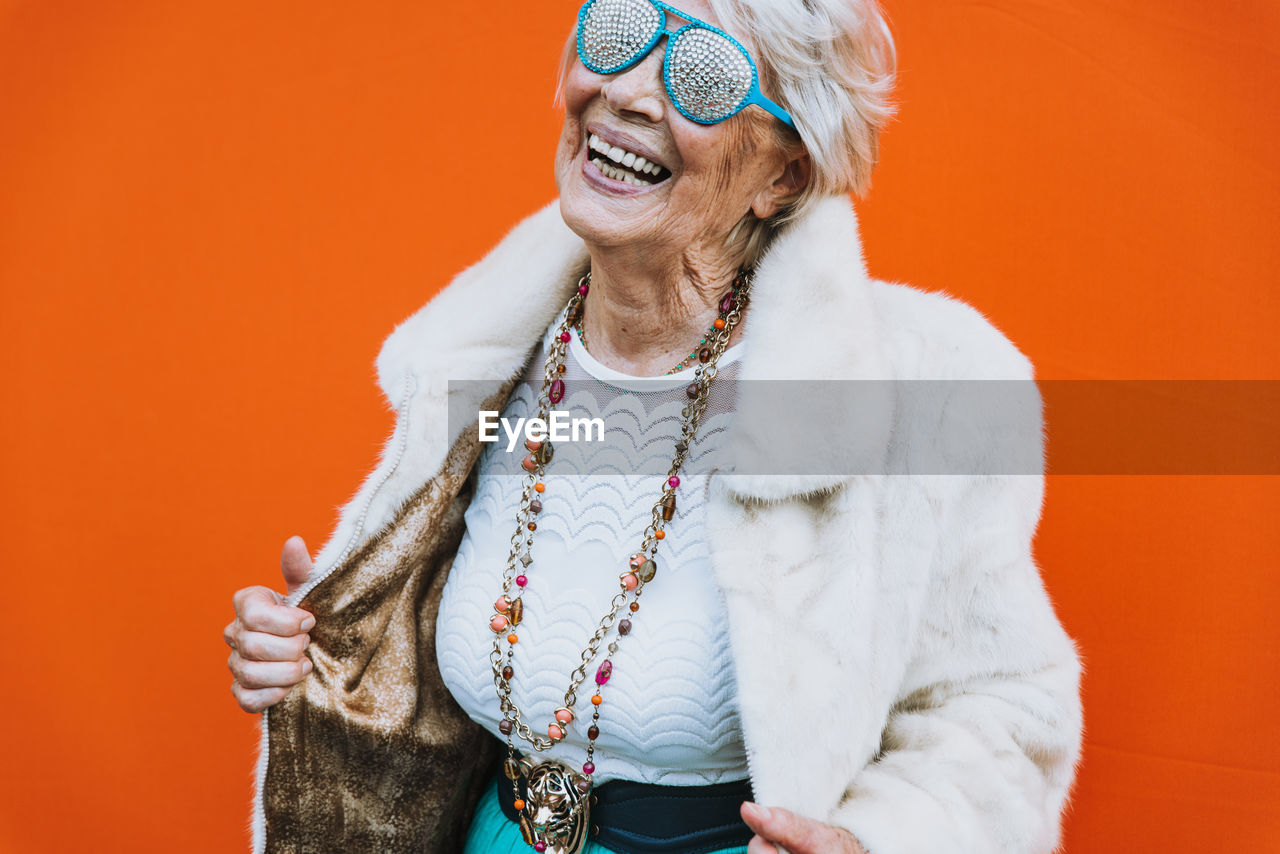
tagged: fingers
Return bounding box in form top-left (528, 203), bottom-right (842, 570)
top-left (747, 835), bottom-right (779, 854)
top-left (233, 586), bottom-right (315, 636)
top-left (280, 535), bottom-right (314, 597)
top-left (230, 629), bottom-right (310, 661)
top-left (230, 681), bottom-right (292, 714)
top-left (741, 803), bottom-right (863, 854)
top-left (227, 649), bottom-right (312, 690)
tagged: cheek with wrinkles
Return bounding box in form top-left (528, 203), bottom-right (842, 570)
top-left (677, 116), bottom-right (769, 228)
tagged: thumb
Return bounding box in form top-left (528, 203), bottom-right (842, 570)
top-left (741, 803), bottom-right (856, 854)
top-left (280, 535), bottom-right (314, 597)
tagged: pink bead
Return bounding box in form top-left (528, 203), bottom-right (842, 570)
top-left (555, 708), bottom-right (574, 724)
top-left (621, 573), bottom-right (638, 591)
top-left (535, 843), bottom-right (547, 853)
top-left (495, 595), bottom-right (510, 613)
top-left (490, 615), bottom-right (508, 633)
top-left (521, 454), bottom-right (538, 473)
top-left (548, 723), bottom-right (565, 741)
top-left (595, 660), bottom-right (613, 685)
top-left (668, 476), bottom-right (680, 488)
top-left (583, 761), bottom-right (595, 775)
top-left (549, 378), bottom-right (565, 404)
top-left (516, 575), bottom-right (528, 587)
top-left (720, 293), bottom-right (735, 313)
top-left (579, 284), bottom-right (589, 296)
top-left (560, 330), bottom-right (572, 343)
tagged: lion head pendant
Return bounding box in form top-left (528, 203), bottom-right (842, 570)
top-left (517, 758), bottom-right (592, 854)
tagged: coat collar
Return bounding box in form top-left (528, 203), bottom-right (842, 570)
top-left (374, 195), bottom-right (891, 505)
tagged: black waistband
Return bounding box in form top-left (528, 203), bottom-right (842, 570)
top-left (495, 762), bottom-right (755, 854)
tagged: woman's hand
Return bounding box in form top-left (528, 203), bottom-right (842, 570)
top-left (225, 536), bottom-right (317, 713)
top-left (741, 803), bottom-right (869, 854)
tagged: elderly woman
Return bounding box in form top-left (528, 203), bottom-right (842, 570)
top-left (225, 1), bottom-right (1083, 852)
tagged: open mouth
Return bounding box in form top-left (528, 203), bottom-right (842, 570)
top-left (587, 133), bottom-right (672, 187)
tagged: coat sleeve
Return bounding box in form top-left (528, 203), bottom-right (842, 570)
top-left (828, 322), bottom-right (1083, 854)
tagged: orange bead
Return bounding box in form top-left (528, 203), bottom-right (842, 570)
top-left (508, 633), bottom-right (519, 644)
top-left (513, 799), bottom-right (525, 811)
top-left (591, 694), bottom-right (603, 706)
top-left (655, 530), bottom-right (665, 540)
top-left (534, 482), bottom-right (545, 493)
top-left (713, 318), bottom-right (726, 330)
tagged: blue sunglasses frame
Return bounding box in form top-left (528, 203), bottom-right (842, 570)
top-left (576, 0), bottom-right (796, 129)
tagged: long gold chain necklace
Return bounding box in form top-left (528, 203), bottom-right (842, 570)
top-left (488, 268), bottom-right (751, 854)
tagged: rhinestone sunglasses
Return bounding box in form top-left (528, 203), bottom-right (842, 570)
top-left (576, 0), bottom-right (797, 129)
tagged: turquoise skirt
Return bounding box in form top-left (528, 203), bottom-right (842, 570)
top-left (462, 773), bottom-right (751, 854)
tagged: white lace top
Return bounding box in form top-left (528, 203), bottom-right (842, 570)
top-left (436, 323), bottom-right (750, 785)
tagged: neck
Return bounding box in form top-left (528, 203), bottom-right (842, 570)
top-left (579, 244), bottom-right (747, 377)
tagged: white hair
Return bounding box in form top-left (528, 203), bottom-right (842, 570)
top-left (712, 0), bottom-right (899, 265)
top-left (554, 0), bottom-right (898, 267)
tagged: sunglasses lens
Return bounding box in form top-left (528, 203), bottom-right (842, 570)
top-left (667, 29), bottom-right (753, 123)
top-left (579, 0), bottom-right (664, 73)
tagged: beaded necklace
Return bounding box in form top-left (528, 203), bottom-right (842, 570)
top-left (573, 278), bottom-right (740, 375)
top-left (488, 268), bottom-right (751, 854)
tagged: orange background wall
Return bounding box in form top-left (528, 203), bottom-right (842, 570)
top-left (1, 1), bottom-right (1276, 851)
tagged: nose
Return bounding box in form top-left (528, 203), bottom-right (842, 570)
top-left (599, 42), bottom-right (666, 123)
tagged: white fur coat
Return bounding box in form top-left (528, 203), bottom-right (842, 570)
top-left (253, 196), bottom-right (1083, 854)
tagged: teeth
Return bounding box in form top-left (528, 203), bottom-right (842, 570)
top-left (592, 157), bottom-right (652, 187)
top-left (587, 133), bottom-right (664, 177)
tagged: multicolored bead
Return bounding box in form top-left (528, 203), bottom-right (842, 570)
top-left (549, 379), bottom-right (565, 404)
top-left (595, 660), bottom-right (613, 685)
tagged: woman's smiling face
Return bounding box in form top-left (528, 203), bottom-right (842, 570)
top-left (554, 0), bottom-right (791, 262)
